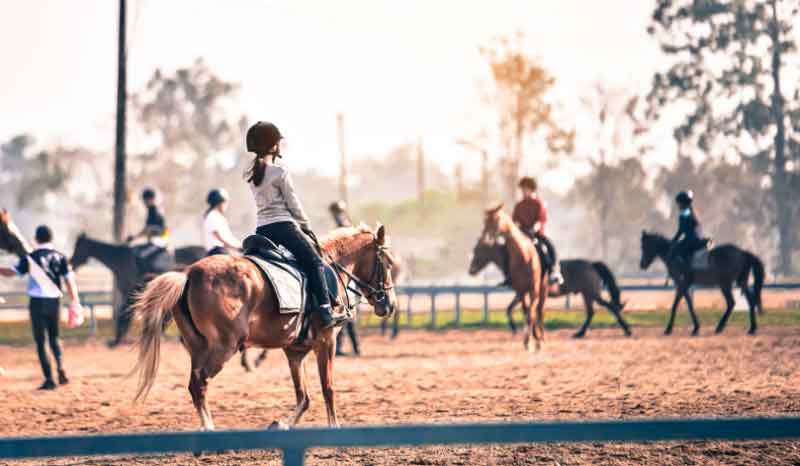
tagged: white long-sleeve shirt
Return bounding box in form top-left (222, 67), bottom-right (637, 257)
top-left (249, 163), bottom-right (311, 229)
top-left (204, 210), bottom-right (239, 251)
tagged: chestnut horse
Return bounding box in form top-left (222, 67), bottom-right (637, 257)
top-left (481, 205), bottom-right (546, 350)
top-left (132, 224), bottom-right (398, 430)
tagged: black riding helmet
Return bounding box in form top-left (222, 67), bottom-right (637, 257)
top-left (675, 190), bottom-right (693, 207)
top-left (141, 188), bottom-right (156, 201)
top-left (329, 201), bottom-right (347, 213)
top-left (207, 188), bottom-right (229, 208)
top-left (246, 121), bottom-right (282, 155)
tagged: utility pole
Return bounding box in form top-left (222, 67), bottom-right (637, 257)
top-left (112, 0), bottom-right (127, 243)
top-left (336, 113), bottom-right (348, 205)
top-left (454, 162), bottom-right (463, 201)
top-left (416, 138), bottom-right (425, 202)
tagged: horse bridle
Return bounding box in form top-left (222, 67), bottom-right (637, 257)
top-left (331, 241), bottom-right (393, 306)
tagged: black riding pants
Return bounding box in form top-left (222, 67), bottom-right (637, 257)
top-left (29, 297), bottom-right (63, 381)
top-left (207, 246), bottom-right (228, 256)
top-left (256, 222), bottom-right (332, 309)
top-left (534, 233), bottom-right (558, 271)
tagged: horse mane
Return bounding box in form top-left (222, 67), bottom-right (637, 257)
top-left (319, 224), bottom-right (375, 261)
top-left (0, 209), bottom-right (32, 255)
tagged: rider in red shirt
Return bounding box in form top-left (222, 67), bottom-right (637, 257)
top-left (512, 177), bottom-right (563, 285)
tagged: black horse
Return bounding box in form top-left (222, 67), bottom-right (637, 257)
top-left (468, 239), bottom-right (632, 338)
top-left (69, 234), bottom-right (205, 347)
top-left (640, 231), bottom-right (763, 336)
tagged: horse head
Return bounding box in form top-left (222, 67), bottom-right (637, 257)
top-left (0, 209), bottom-right (32, 256)
top-left (468, 236), bottom-right (505, 276)
top-left (70, 233), bottom-right (91, 269)
top-left (342, 224), bottom-right (399, 318)
top-left (640, 230), bottom-right (669, 270)
top-left (482, 203), bottom-right (512, 239)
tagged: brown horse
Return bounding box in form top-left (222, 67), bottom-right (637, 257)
top-left (481, 205), bottom-right (546, 350)
top-left (0, 209), bottom-right (32, 256)
top-left (132, 224), bottom-right (398, 430)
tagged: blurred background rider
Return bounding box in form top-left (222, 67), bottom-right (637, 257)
top-left (330, 201), bottom-right (361, 357)
top-left (204, 188), bottom-right (241, 256)
top-left (512, 176), bottom-right (563, 285)
top-left (0, 225), bottom-right (82, 390)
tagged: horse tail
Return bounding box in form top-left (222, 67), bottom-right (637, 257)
top-left (131, 271), bottom-right (188, 402)
top-left (592, 261), bottom-right (624, 310)
top-left (746, 252), bottom-right (764, 314)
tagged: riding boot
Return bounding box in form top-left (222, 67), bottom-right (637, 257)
top-left (549, 262), bottom-right (564, 286)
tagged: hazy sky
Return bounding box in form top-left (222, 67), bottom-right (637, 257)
top-left (0, 0), bottom-right (665, 184)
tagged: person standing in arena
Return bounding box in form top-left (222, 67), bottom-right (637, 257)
top-left (511, 176), bottom-right (563, 285)
top-left (204, 188), bottom-right (241, 256)
top-left (329, 201), bottom-right (360, 356)
top-left (0, 225), bottom-right (82, 390)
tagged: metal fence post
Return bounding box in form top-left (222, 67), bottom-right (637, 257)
top-left (406, 293), bottom-right (413, 328)
top-left (89, 305), bottom-right (97, 337)
top-left (283, 448), bottom-right (305, 466)
top-left (454, 290), bottom-right (461, 327)
top-left (482, 291), bottom-right (489, 323)
top-left (430, 292), bottom-right (437, 329)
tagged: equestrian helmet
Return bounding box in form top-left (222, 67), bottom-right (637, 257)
top-left (207, 188), bottom-right (229, 207)
top-left (246, 121), bottom-right (282, 155)
top-left (141, 188), bottom-right (157, 201)
top-left (675, 190), bottom-right (693, 206)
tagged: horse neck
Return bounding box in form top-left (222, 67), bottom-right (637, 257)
top-left (323, 232), bottom-right (375, 273)
top-left (652, 235), bottom-right (672, 264)
top-left (500, 222), bottom-right (530, 258)
top-left (85, 238), bottom-right (132, 273)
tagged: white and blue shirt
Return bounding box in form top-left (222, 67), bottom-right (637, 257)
top-left (13, 244), bottom-right (73, 299)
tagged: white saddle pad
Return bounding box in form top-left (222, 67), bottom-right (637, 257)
top-left (691, 249), bottom-right (710, 270)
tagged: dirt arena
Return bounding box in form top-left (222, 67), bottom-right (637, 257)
top-left (1, 325), bottom-right (799, 465)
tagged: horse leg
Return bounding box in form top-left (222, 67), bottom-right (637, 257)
top-left (283, 347), bottom-right (310, 427)
top-left (254, 349), bottom-right (269, 367)
top-left (535, 278), bottom-right (547, 347)
top-left (188, 366), bottom-right (214, 431)
top-left (683, 286), bottom-right (700, 336)
top-left (747, 288), bottom-right (758, 335)
top-left (573, 293), bottom-right (593, 339)
top-left (665, 289), bottom-right (683, 335)
top-left (715, 283), bottom-right (735, 335)
top-left (240, 349), bottom-right (254, 372)
top-left (507, 294), bottom-right (520, 334)
top-left (595, 296), bottom-right (632, 336)
top-left (391, 308), bottom-right (399, 339)
top-left (315, 334), bottom-right (340, 427)
top-left (521, 293), bottom-right (533, 352)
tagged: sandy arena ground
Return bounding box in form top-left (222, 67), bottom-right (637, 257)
top-left (1, 326), bottom-right (799, 465)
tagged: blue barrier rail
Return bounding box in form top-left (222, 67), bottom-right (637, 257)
top-left (1, 417), bottom-right (799, 465)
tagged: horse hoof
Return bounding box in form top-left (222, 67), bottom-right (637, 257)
top-left (572, 332), bottom-right (585, 339)
top-left (624, 331), bottom-right (632, 337)
top-left (691, 329), bottom-right (700, 337)
top-left (663, 329), bottom-right (672, 336)
top-left (748, 328), bottom-right (757, 336)
top-left (193, 451), bottom-right (203, 458)
top-left (268, 420), bottom-right (290, 431)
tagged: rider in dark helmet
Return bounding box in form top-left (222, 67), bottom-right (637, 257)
top-left (511, 176), bottom-right (563, 286)
top-left (668, 190), bottom-right (706, 278)
top-left (246, 121), bottom-right (346, 329)
top-left (329, 201), bottom-right (352, 229)
top-left (204, 188), bottom-right (240, 256)
top-left (127, 188), bottom-right (168, 245)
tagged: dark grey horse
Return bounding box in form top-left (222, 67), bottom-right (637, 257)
top-left (69, 234), bottom-right (205, 347)
top-left (468, 239), bottom-right (632, 338)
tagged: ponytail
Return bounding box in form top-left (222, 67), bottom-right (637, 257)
top-left (246, 154), bottom-right (268, 187)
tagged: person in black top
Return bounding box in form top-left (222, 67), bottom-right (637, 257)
top-left (0, 225), bottom-right (82, 390)
top-left (329, 201), bottom-right (361, 356)
top-left (668, 191), bottom-right (707, 279)
top-left (127, 188), bottom-right (167, 243)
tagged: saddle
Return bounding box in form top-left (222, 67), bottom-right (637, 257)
top-left (241, 235), bottom-right (343, 315)
top-left (690, 239), bottom-right (713, 270)
top-left (131, 244), bottom-right (175, 275)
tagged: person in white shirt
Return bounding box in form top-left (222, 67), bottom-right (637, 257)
top-left (204, 189), bottom-right (241, 256)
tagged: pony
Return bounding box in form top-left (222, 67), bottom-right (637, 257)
top-left (468, 238), bottom-right (631, 338)
top-left (640, 231), bottom-right (763, 335)
top-left (131, 224), bottom-right (398, 430)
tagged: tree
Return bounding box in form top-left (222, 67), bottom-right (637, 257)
top-left (130, 58), bottom-right (249, 235)
top-left (574, 83), bottom-right (651, 259)
top-left (481, 33), bottom-right (574, 201)
top-left (647, 0), bottom-right (800, 274)
top-left (568, 158), bottom-right (666, 271)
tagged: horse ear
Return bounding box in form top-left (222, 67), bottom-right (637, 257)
top-left (485, 203), bottom-right (504, 215)
top-left (376, 225), bottom-right (386, 246)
